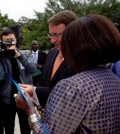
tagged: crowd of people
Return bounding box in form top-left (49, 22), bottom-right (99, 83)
top-left (0, 10), bottom-right (120, 134)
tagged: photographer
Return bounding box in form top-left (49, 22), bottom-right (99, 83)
top-left (0, 28), bottom-right (37, 134)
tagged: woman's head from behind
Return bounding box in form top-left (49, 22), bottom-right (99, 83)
top-left (61, 14), bottom-right (120, 72)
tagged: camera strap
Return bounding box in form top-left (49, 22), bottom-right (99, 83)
top-left (5, 72), bottom-right (50, 134)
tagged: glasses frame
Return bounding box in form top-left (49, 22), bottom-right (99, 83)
top-left (48, 33), bottom-right (63, 38)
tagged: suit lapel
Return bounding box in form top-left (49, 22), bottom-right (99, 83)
top-left (50, 60), bottom-right (66, 82)
top-left (37, 51), bottom-right (41, 64)
top-left (42, 48), bottom-right (58, 86)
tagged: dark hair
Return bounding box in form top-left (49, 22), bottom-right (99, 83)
top-left (0, 28), bottom-right (16, 41)
top-left (31, 40), bottom-right (39, 45)
top-left (61, 14), bottom-right (120, 72)
top-left (1, 25), bottom-right (21, 48)
top-left (48, 10), bottom-right (78, 26)
top-left (11, 24), bottom-right (21, 48)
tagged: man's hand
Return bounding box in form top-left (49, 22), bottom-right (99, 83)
top-left (18, 84), bottom-right (33, 97)
top-left (36, 64), bottom-right (42, 69)
top-left (6, 45), bottom-right (21, 58)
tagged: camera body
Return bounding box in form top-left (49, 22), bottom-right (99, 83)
top-left (0, 24), bottom-right (21, 59)
top-left (0, 40), bottom-right (16, 58)
top-left (0, 40), bottom-right (16, 50)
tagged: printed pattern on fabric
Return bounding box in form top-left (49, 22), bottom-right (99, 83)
top-left (39, 67), bottom-right (120, 134)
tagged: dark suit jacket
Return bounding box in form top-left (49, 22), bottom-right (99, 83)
top-left (36, 47), bottom-right (76, 107)
top-left (32, 50), bottom-right (47, 85)
top-left (37, 51), bottom-right (47, 69)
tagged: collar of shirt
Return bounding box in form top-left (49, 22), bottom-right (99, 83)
top-left (32, 50), bottom-right (38, 55)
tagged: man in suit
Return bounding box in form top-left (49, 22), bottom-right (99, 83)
top-left (16, 10), bottom-right (78, 108)
top-left (31, 40), bottom-right (47, 85)
top-left (35, 10), bottom-right (78, 107)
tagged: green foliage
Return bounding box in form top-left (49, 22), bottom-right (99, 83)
top-left (0, 12), bottom-right (15, 34)
top-left (1, 0), bottom-right (120, 50)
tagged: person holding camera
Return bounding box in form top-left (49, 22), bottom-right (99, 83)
top-left (0, 28), bottom-right (37, 134)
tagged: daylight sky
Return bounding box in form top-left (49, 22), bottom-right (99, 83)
top-left (0, 0), bottom-right (47, 21)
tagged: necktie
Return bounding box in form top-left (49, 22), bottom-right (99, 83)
top-left (33, 52), bottom-right (37, 64)
top-left (51, 52), bottom-right (63, 79)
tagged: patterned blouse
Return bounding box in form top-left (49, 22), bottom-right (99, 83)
top-left (33, 67), bottom-right (120, 134)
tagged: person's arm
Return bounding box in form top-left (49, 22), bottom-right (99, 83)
top-left (17, 50), bottom-right (37, 73)
top-left (37, 52), bottom-right (47, 70)
top-left (18, 84), bottom-right (40, 106)
top-left (15, 91), bottom-right (42, 134)
top-left (7, 46), bottom-right (37, 74)
top-left (0, 62), bottom-right (6, 80)
top-left (18, 82), bottom-right (50, 108)
top-left (16, 79), bottom-right (88, 133)
top-left (111, 61), bottom-right (120, 78)
top-left (111, 63), bottom-right (116, 74)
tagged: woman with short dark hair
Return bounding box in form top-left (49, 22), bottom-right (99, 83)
top-left (61, 14), bottom-right (120, 72)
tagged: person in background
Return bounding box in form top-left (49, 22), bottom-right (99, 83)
top-left (31, 40), bottom-right (47, 85)
top-left (111, 61), bottom-right (120, 78)
top-left (110, 24), bottom-right (120, 78)
top-left (16, 14), bottom-right (120, 133)
top-left (0, 28), bottom-right (37, 134)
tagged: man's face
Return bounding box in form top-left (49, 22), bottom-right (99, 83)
top-left (48, 24), bottom-right (65, 51)
top-left (2, 33), bottom-right (16, 48)
top-left (31, 44), bottom-right (39, 52)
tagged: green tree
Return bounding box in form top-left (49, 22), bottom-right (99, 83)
top-left (17, 0), bottom-right (120, 50)
top-left (0, 12), bottom-right (15, 34)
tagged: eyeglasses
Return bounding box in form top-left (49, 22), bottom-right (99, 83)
top-left (48, 33), bottom-right (62, 38)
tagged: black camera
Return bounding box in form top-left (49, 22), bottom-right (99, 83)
top-left (0, 40), bottom-right (16, 49)
top-left (0, 23), bottom-right (21, 59)
top-left (0, 40), bottom-right (16, 58)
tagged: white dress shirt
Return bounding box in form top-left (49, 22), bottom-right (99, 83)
top-left (32, 50), bottom-right (38, 64)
